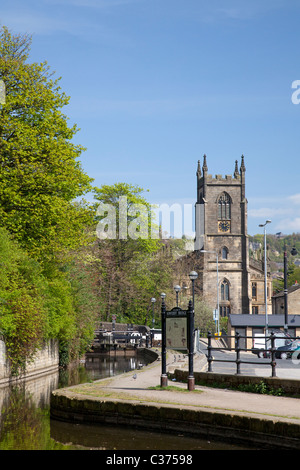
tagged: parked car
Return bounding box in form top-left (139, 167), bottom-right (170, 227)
top-left (252, 330), bottom-right (291, 358)
top-left (275, 339), bottom-right (300, 360)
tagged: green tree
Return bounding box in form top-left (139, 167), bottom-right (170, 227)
top-left (0, 26), bottom-right (93, 262)
top-left (0, 226), bottom-right (100, 372)
top-left (273, 263), bottom-right (300, 293)
top-left (194, 298), bottom-right (215, 335)
top-left (128, 249), bottom-right (175, 325)
top-left (0, 227), bottom-right (47, 373)
top-left (92, 183), bottom-right (174, 324)
top-left (63, 254), bottom-right (101, 361)
top-left (93, 182), bottom-right (160, 257)
top-left (287, 264), bottom-right (300, 286)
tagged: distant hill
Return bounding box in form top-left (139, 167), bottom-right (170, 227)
top-left (249, 233), bottom-right (300, 265)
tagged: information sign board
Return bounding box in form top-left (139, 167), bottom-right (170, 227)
top-left (166, 307), bottom-right (187, 350)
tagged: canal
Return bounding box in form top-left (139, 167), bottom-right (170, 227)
top-left (0, 351), bottom-right (250, 450)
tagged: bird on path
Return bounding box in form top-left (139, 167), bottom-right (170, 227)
top-left (132, 373), bottom-right (137, 380)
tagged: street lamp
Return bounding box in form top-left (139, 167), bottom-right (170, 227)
top-left (188, 271), bottom-right (198, 312)
top-left (187, 273), bottom-right (197, 392)
top-left (291, 246), bottom-right (298, 256)
top-left (200, 250), bottom-right (219, 335)
top-left (259, 220), bottom-right (271, 342)
top-left (173, 285), bottom-right (181, 307)
top-left (160, 293), bottom-right (167, 387)
top-left (151, 297), bottom-right (156, 328)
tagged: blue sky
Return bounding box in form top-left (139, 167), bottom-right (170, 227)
top-left (1, 0), bottom-right (300, 236)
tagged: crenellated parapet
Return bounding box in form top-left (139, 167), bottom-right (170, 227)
top-left (196, 155), bottom-right (246, 191)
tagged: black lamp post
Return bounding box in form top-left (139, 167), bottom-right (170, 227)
top-left (187, 271), bottom-right (198, 391)
top-left (284, 245), bottom-right (298, 333)
top-left (284, 248), bottom-right (288, 333)
top-left (187, 299), bottom-right (194, 390)
top-left (173, 285), bottom-right (181, 307)
top-left (160, 292), bottom-right (168, 387)
top-left (189, 271), bottom-right (198, 311)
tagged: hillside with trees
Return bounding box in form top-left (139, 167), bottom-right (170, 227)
top-left (249, 233), bottom-right (300, 292)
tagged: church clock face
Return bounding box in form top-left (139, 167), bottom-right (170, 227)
top-left (218, 220), bottom-right (230, 233)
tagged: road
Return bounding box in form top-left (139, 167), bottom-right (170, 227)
top-left (197, 340), bottom-right (300, 379)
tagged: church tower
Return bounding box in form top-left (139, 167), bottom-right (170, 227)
top-left (194, 155), bottom-right (250, 315)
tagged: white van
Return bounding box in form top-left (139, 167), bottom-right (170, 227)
top-left (252, 331), bottom-right (291, 358)
top-left (252, 334), bottom-right (267, 358)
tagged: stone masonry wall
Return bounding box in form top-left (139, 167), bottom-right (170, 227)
top-left (0, 338), bottom-right (59, 386)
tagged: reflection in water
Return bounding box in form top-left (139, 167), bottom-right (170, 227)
top-left (50, 420), bottom-right (250, 451)
top-left (0, 353), bottom-right (250, 450)
top-left (0, 352), bottom-right (154, 450)
top-left (0, 384), bottom-right (67, 450)
top-left (59, 355), bottom-right (143, 388)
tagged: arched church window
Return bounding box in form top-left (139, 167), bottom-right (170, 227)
top-left (218, 192), bottom-right (231, 220)
top-left (222, 247), bottom-right (229, 259)
top-left (221, 280), bottom-right (230, 301)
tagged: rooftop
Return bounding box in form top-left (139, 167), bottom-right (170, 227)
top-left (229, 314), bottom-right (300, 328)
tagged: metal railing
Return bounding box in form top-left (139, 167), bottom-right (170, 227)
top-left (206, 330), bottom-right (291, 377)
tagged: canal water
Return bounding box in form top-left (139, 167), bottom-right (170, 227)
top-left (0, 352), bottom-right (250, 450)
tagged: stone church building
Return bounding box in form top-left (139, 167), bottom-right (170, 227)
top-left (178, 155), bottom-right (272, 318)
